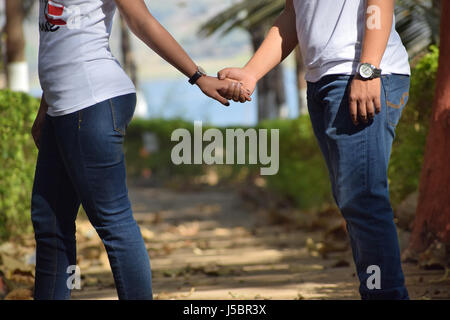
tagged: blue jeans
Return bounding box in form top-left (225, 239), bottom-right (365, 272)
top-left (307, 74), bottom-right (410, 299)
top-left (31, 93), bottom-right (152, 300)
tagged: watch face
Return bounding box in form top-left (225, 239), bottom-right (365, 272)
top-left (359, 63), bottom-right (374, 79)
top-left (198, 66), bottom-right (207, 76)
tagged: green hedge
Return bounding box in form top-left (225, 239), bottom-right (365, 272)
top-left (388, 46), bottom-right (438, 206)
top-left (125, 115), bottom-right (333, 210)
top-left (125, 118), bottom-right (204, 183)
top-left (0, 90), bottom-right (39, 240)
top-left (257, 117), bottom-right (332, 209)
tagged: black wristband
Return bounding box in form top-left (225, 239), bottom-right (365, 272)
top-left (189, 71), bottom-right (203, 85)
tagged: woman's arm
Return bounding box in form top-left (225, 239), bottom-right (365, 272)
top-left (114, 0), bottom-right (250, 105)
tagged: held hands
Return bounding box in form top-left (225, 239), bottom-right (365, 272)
top-left (218, 67), bottom-right (257, 102)
top-left (206, 67), bottom-right (381, 127)
top-left (196, 75), bottom-right (252, 106)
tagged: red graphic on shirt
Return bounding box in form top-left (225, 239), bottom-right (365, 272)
top-left (45, 1), bottom-right (68, 26)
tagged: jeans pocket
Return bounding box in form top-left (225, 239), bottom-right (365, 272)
top-left (109, 94), bottom-right (137, 136)
top-left (384, 75), bottom-right (410, 128)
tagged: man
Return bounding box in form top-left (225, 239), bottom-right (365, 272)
top-left (221, 0), bottom-right (411, 299)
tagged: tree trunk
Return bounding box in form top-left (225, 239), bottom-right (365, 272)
top-left (249, 24), bottom-right (286, 122)
top-left (407, 0), bottom-right (450, 253)
top-left (5, 0), bottom-right (29, 92)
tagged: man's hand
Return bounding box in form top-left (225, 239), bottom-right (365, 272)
top-left (348, 76), bottom-right (381, 125)
top-left (217, 68), bottom-right (257, 102)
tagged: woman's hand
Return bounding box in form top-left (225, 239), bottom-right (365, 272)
top-left (196, 76), bottom-right (251, 107)
top-left (32, 95), bottom-right (49, 150)
top-left (32, 111), bottom-right (46, 150)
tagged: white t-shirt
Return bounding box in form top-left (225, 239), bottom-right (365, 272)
top-left (293, 0), bottom-right (411, 82)
top-left (38, 0), bottom-right (135, 116)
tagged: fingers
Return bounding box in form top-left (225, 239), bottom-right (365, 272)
top-left (220, 79), bottom-right (251, 103)
top-left (235, 83), bottom-right (252, 103)
top-left (349, 95), bottom-right (358, 126)
top-left (228, 84), bottom-right (252, 103)
top-left (239, 88), bottom-right (248, 103)
top-left (366, 100), bottom-right (375, 120)
top-left (212, 91), bottom-right (230, 107)
top-left (241, 88), bottom-right (252, 102)
top-left (217, 69), bottom-right (231, 81)
top-left (222, 82), bottom-right (235, 100)
top-left (374, 96), bottom-right (381, 114)
top-left (214, 76), bottom-right (253, 105)
top-left (232, 82), bottom-right (241, 102)
top-left (358, 99), bottom-right (368, 123)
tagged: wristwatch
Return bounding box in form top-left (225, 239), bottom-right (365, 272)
top-left (357, 62), bottom-right (382, 80)
top-left (188, 66), bottom-right (207, 85)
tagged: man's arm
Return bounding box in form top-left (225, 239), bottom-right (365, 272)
top-left (349, 0), bottom-right (395, 125)
top-left (218, 0), bottom-right (298, 100)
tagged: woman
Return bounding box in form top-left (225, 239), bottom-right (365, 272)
top-left (31, 0), bottom-right (250, 300)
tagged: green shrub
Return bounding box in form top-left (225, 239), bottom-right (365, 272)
top-left (258, 117), bottom-right (333, 210)
top-left (125, 118), bottom-right (204, 182)
top-left (389, 46), bottom-right (438, 207)
top-left (125, 115), bottom-right (332, 210)
top-left (0, 90), bottom-right (39, 240)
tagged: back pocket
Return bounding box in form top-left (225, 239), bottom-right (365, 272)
top-left (385, 75), bottom-right (410, 127)
top-left (109, 94), bottom-right (137, 136)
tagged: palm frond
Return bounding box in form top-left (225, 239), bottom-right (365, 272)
top-left (199, 0), bottom-right (440, 58)
top-left (396, 0), bottom-right (440, 56)
top-left (199, 0), bottom-right (284, 37)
